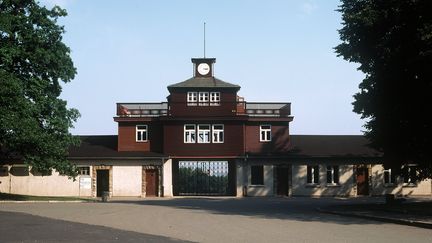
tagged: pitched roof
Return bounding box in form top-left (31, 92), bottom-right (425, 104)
top-left (68, 135), bottom-right (165, 159)
top-left (6, 135), bottom-right (381, 162)
top-left (167, 77), bottom-right (240, 91)
top-left (286, 135), bottom-right (382, 159)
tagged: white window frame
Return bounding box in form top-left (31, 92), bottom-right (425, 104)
top-left (326, 165), bottom-right (339, 185)
top-left (307, 165), bottom-right (319, 184)
top-left (187, 92), bottom-right (197, 106)
top-left (259, 125), bottom-right (271, 142)
top-left (212, 124), bottom-right (224, 143)
top-left (198, 92), bottom-right (209, 106)
top-left (184, 124), bottom-right (196, 143)
top-left (77, 166), bottom-right (90, 176)
top-left (197, 124), bottom-right (211, 143)
top-left (383, 168), bottom-right (396, 185)
top-left (210, 92), bottom-right (220, 106)
top-left (136, 125), bottom-right (148, 142)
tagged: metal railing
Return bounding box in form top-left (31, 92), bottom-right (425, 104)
top-left (116, 102), bottom-right (291, 117)
top-left (244, 102), bottom-right (291, 117)
top-left (117, 103), bottom-right (168, 117)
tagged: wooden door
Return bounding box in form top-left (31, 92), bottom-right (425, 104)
top-left (145, 169), bottom-right (158, 197)
top-left (276, 167), bottom-right (289, 196)
top-left (96, 170), bottom-right (109, 197)
top-left (356, 167), bottom-right (369, 195)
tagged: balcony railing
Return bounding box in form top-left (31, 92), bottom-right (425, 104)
top-left (116, 102), bottom-right (291, 117)
top-left (117, 103), bottom-right (168, 117)
top-left (244, 102), bottom-right (291, 117)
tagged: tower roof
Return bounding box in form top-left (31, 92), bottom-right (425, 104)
top-left (167, 77), bottom-right (240, 91)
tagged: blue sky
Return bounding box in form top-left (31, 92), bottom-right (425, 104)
top-left (41, 0), bottom-right (365, 135)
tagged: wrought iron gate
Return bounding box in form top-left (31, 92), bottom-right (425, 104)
top-left (177, 161), bottom-right (229, 196)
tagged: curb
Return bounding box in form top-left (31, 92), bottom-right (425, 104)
top-left (317, 208), bottom-right (432, 229)
top-left (0, 200), bottom-right (96, 203)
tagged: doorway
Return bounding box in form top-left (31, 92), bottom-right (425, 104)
top-left (356, 166), bottom-right (369, 195)
top-left (96, 170), bottom-right (109, 197)
top-left (276, 166), bottom-right (289, 196)
top-left (145, 169), bottom-right (158, 197)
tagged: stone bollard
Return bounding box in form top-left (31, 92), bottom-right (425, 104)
top-left (101, 191), bottom-right (109, 202)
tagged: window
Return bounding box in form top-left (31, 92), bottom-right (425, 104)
top-left (198, 124), bottom-right (211, 143)
top-left (187, 92), bottom-right (197, 106)
top-left (30, 167), bottom-right (52, 176)
top-left (198, 92), bottom-right (209, 106)
top-left (251, 165), bottom-right (264, 185)
top-left (0, 166), bottom-right (8, 176)
top-left (326, 165), bottom-right (339, 184)
top-left (307, 165), bottom-right (319, 184)
top-left (184, 124), bottom-right (196, 143)
top-left (259, 125), bottom-right (271, 142)
top-left (188, 91), bottom-right (219, 106)
top-left (384, 168), bottom-right (396, 185)
top-left (212, 124), bottom-right (224, 143)
top-left (78, 166), bottom-right (90, 176)
top-left (10, 166), bottom-right (29, 176)
top-left (136, 125), bottom-right (148, 142)
top-left (210, 92), bottom-right (220, 106)
top-left (403, 165), bottom-right (417, 185)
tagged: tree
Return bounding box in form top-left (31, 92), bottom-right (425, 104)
top-left (0, 0), bottom-right (80, 177)
top-left (335, 0), bottom-right (432, 179)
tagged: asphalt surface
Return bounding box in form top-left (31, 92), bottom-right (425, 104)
top-left (0, 211), bottom-right (189, 243)
top-left (1, 197), bottom-right (432, 243)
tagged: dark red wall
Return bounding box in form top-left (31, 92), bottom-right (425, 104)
top-left (245, 122), bottom-right (291, 154)
top-left (117, 121), bottom-right (290, 155)
top-left (168, 91), bottom-right (238, 117)
top-left (118, 122), bottom-right (163, 152)
top-left (163, 121), bottom-right (244, 156)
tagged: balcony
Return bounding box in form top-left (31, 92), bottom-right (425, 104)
top-left (117, 103), bottom-right (168, 117)
top-left (243, 102), bottom-right (291, 117)
top-left (116, 102), bottom-right (291, 118)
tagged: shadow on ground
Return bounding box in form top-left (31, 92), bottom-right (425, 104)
top-left (109, 196), bottom-right (391, 225)
top-left (0, 211), bottom-right (190, 243)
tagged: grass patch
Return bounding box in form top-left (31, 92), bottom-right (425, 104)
top-left (0, 192), bottom-right (95, 202)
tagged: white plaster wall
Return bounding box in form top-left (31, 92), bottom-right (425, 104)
top-left (10, 168), bottom-right (80, 196)
top-left (0, 166), bottom-right (11, 193)
top-left (371, 165), bottom-right (432, 196)
top-left (236, 160), bottom-right (244, 197)
top-left (247, 165), bottom-right (274, 196)
top-left (163, 159), bottom-right (173, 197)
top-left (112, 166), bottom-right (142, 196)
top-left (78, 175), bottom-right (92, 197)
top-left (291, 164), bottom-right (356, 197)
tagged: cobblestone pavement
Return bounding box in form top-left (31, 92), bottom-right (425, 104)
top-left (1, 197), bottom-right (432, 243)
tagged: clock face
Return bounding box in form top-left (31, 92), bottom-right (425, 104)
top-left (197, 63), bottom-right (210, 75)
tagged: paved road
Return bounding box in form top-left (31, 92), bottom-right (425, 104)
top-left (0, 211), bottom-right (188, 242)
top-left (1, 197), bottom-right (432, 243)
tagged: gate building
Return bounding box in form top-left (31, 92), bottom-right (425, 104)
top-left (2, 57), bottom-right (431, 198)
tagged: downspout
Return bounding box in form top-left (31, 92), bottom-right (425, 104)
top-left (243, 123), bottom-right (248, 196)
top-left (9, 165), bottom-right (12, 193)
top-left (160, 157), bottom-right (164, 197)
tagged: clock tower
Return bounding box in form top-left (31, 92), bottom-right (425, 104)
top-left (192, 58), bottom-right (216, 78)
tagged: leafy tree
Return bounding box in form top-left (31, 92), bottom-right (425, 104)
top-left (336, 0), bottom-right (432, 179)
top-left (0, 0), bottom-right (79, 177)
